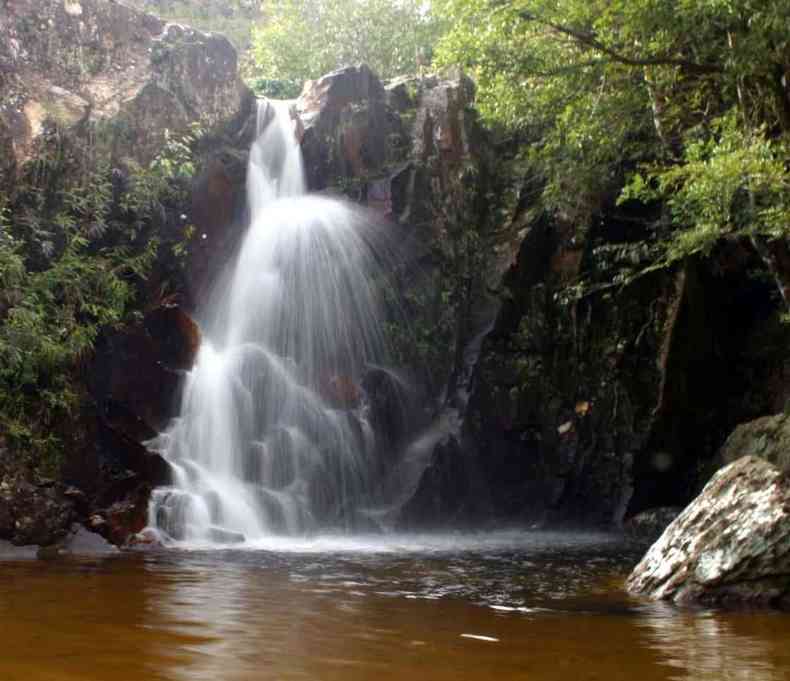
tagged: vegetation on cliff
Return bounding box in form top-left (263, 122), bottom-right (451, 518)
top-left (0, 126), bottom-right (199, 472)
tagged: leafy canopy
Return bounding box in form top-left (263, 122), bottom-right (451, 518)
top-left (249, 0), bottom-right (446, 95)
top-left (434, 0), bottom-right (790, 266)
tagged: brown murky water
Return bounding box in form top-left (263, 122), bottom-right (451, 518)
top-left (1, 531), bottom-right (789, 681)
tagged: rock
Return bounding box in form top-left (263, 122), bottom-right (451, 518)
top-left (399, 432), bottom-right (484, 529)
top-left (362, 367), bottom-right (414, 450)
top-left (144, 304), bottom-right (202, 371)
top-left (0, 540), bottom-right (39, 560)
top-left (718, 412), bottom-right (790, 473)
top-left (187, 156), bottom-right (246, 302)
top-left (0, 0), bottom-right (253, 173)
top-left (624, 507), bottom-right (683, 543)
top-left (297, 64), bottom-right (389, 190)
top-left (61, 524), bottom-right (120, 556)
top-left (385, 77), bottom-right (416, 112)
top-left (127, 526), bottom-right (164, 549)
top-left (207, 526), bottom-right (245, 544)
top-left (626, 456), bottom-right (790, 606)
top-left (91, 317), bottom-right (186, 438)
top-left (93, 484), bottom-right (153, 546)
top-left (0, 464), bottom-right (76, 546)
top-left (320, 374), bottom-right (361, 409)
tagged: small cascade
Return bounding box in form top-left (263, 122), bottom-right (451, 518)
top-left (148, 100), bottom-right (408, 543)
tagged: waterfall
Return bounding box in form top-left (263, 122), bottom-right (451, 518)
top-left (148, 100), bottom-right (405, 544)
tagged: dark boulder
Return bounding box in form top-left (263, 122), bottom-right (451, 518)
top-left (144, 304), bottom-right (202, 372)
top-left (90, 482), bottom-right (153, 547)
top-left (0, 465), bottom-right (76, 546)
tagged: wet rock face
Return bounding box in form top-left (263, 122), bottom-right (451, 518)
top-left (144, 304), bottom-right (201, 372)
top-left (627, 456), bottom-right (790, 606)
top-left (399, 434), bottom-right (485, 529)
top-left (0, 0), bottom-right (253, 175)
top-left (296, 68), bottom-right (520, 400)
top-left (70, 304), bottom-right (198, 544)
top-left (61, 524), bottom-right (120, 555)
top-left (91, 305), bottom-right (200, 439)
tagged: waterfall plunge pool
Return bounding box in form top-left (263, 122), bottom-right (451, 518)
top-left (2, 530), bottom-right (790, 681)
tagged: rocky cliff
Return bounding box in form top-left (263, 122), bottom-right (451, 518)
top-left (425, 206), bottom-right (790, 528)
top-left (0, 0), bottom-right (253, 178)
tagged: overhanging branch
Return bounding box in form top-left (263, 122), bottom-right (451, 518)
top-left (519, 10), bottom-right (722, 75)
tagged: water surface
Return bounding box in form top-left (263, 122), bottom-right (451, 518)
top-left (2, 531), bottom-right (789, 681)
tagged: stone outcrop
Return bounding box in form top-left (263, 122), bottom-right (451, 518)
top-left (61, 523), bottom-right (120, 555)
top-left (296, 67), bottom-right (523, 403)
top-left (89, 483), bottom-right (153, 546)
top-left (0, 458), bottom-right (77, 546)
top-left (627, 456), bottom-right (790, 606)
top-left (0, 0), bottom-right (254, 181)
top-left (297, 64), bottom-right (389, 190)
top-left (718, 412), bottom-right (790, 473)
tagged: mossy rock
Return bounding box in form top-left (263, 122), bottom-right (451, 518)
top-left (718, 413), bottom-right (790, 473)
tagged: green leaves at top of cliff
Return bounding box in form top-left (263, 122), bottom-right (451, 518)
top-left (434, 0), bottom-right (790, 270)
top-left (248, 0), bottom-right (446, 95)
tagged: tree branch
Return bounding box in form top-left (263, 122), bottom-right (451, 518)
top-left (519, 10), bottom-right (722, 75)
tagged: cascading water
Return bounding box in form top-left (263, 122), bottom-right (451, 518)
top-left (149, 100), bottom-right (406, 543)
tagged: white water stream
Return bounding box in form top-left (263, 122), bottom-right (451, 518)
top-left (148, 100), bottom-right (416, 544)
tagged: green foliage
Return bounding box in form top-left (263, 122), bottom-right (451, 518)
top-left (0, 125), bottom-right (200, 472)
top-left (130, 0), bottom-right (263, 51)
top-left (622, 114), bottom-right (790, 266)
top-left (247, 77), bottom-right (304, 100)
top-left (434, 0), bottom-right (790, 279)
top-left (249, 0), bottom-right (446, 87)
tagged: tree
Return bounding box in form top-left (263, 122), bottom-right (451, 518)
top-left (249, 0), bottom-right (446, 94)
top-left (434, 0), bottom-right (790, 299)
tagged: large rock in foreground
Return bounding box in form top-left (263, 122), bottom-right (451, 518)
top-left (627, 456), bottom-right (790, 605)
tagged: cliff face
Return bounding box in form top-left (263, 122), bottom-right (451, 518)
top-left (0, 0), bottom-right (253, 178)
top-left (428, 206), bottom-right (790, 528)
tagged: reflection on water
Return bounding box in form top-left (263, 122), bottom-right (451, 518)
top-left (1, 532), bottom-right (789, 681)
top-left (640, 603), bottom-right (790, 681)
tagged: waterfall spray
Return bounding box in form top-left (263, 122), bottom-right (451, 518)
top-left (148, 100), bottom-right (408, 544)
